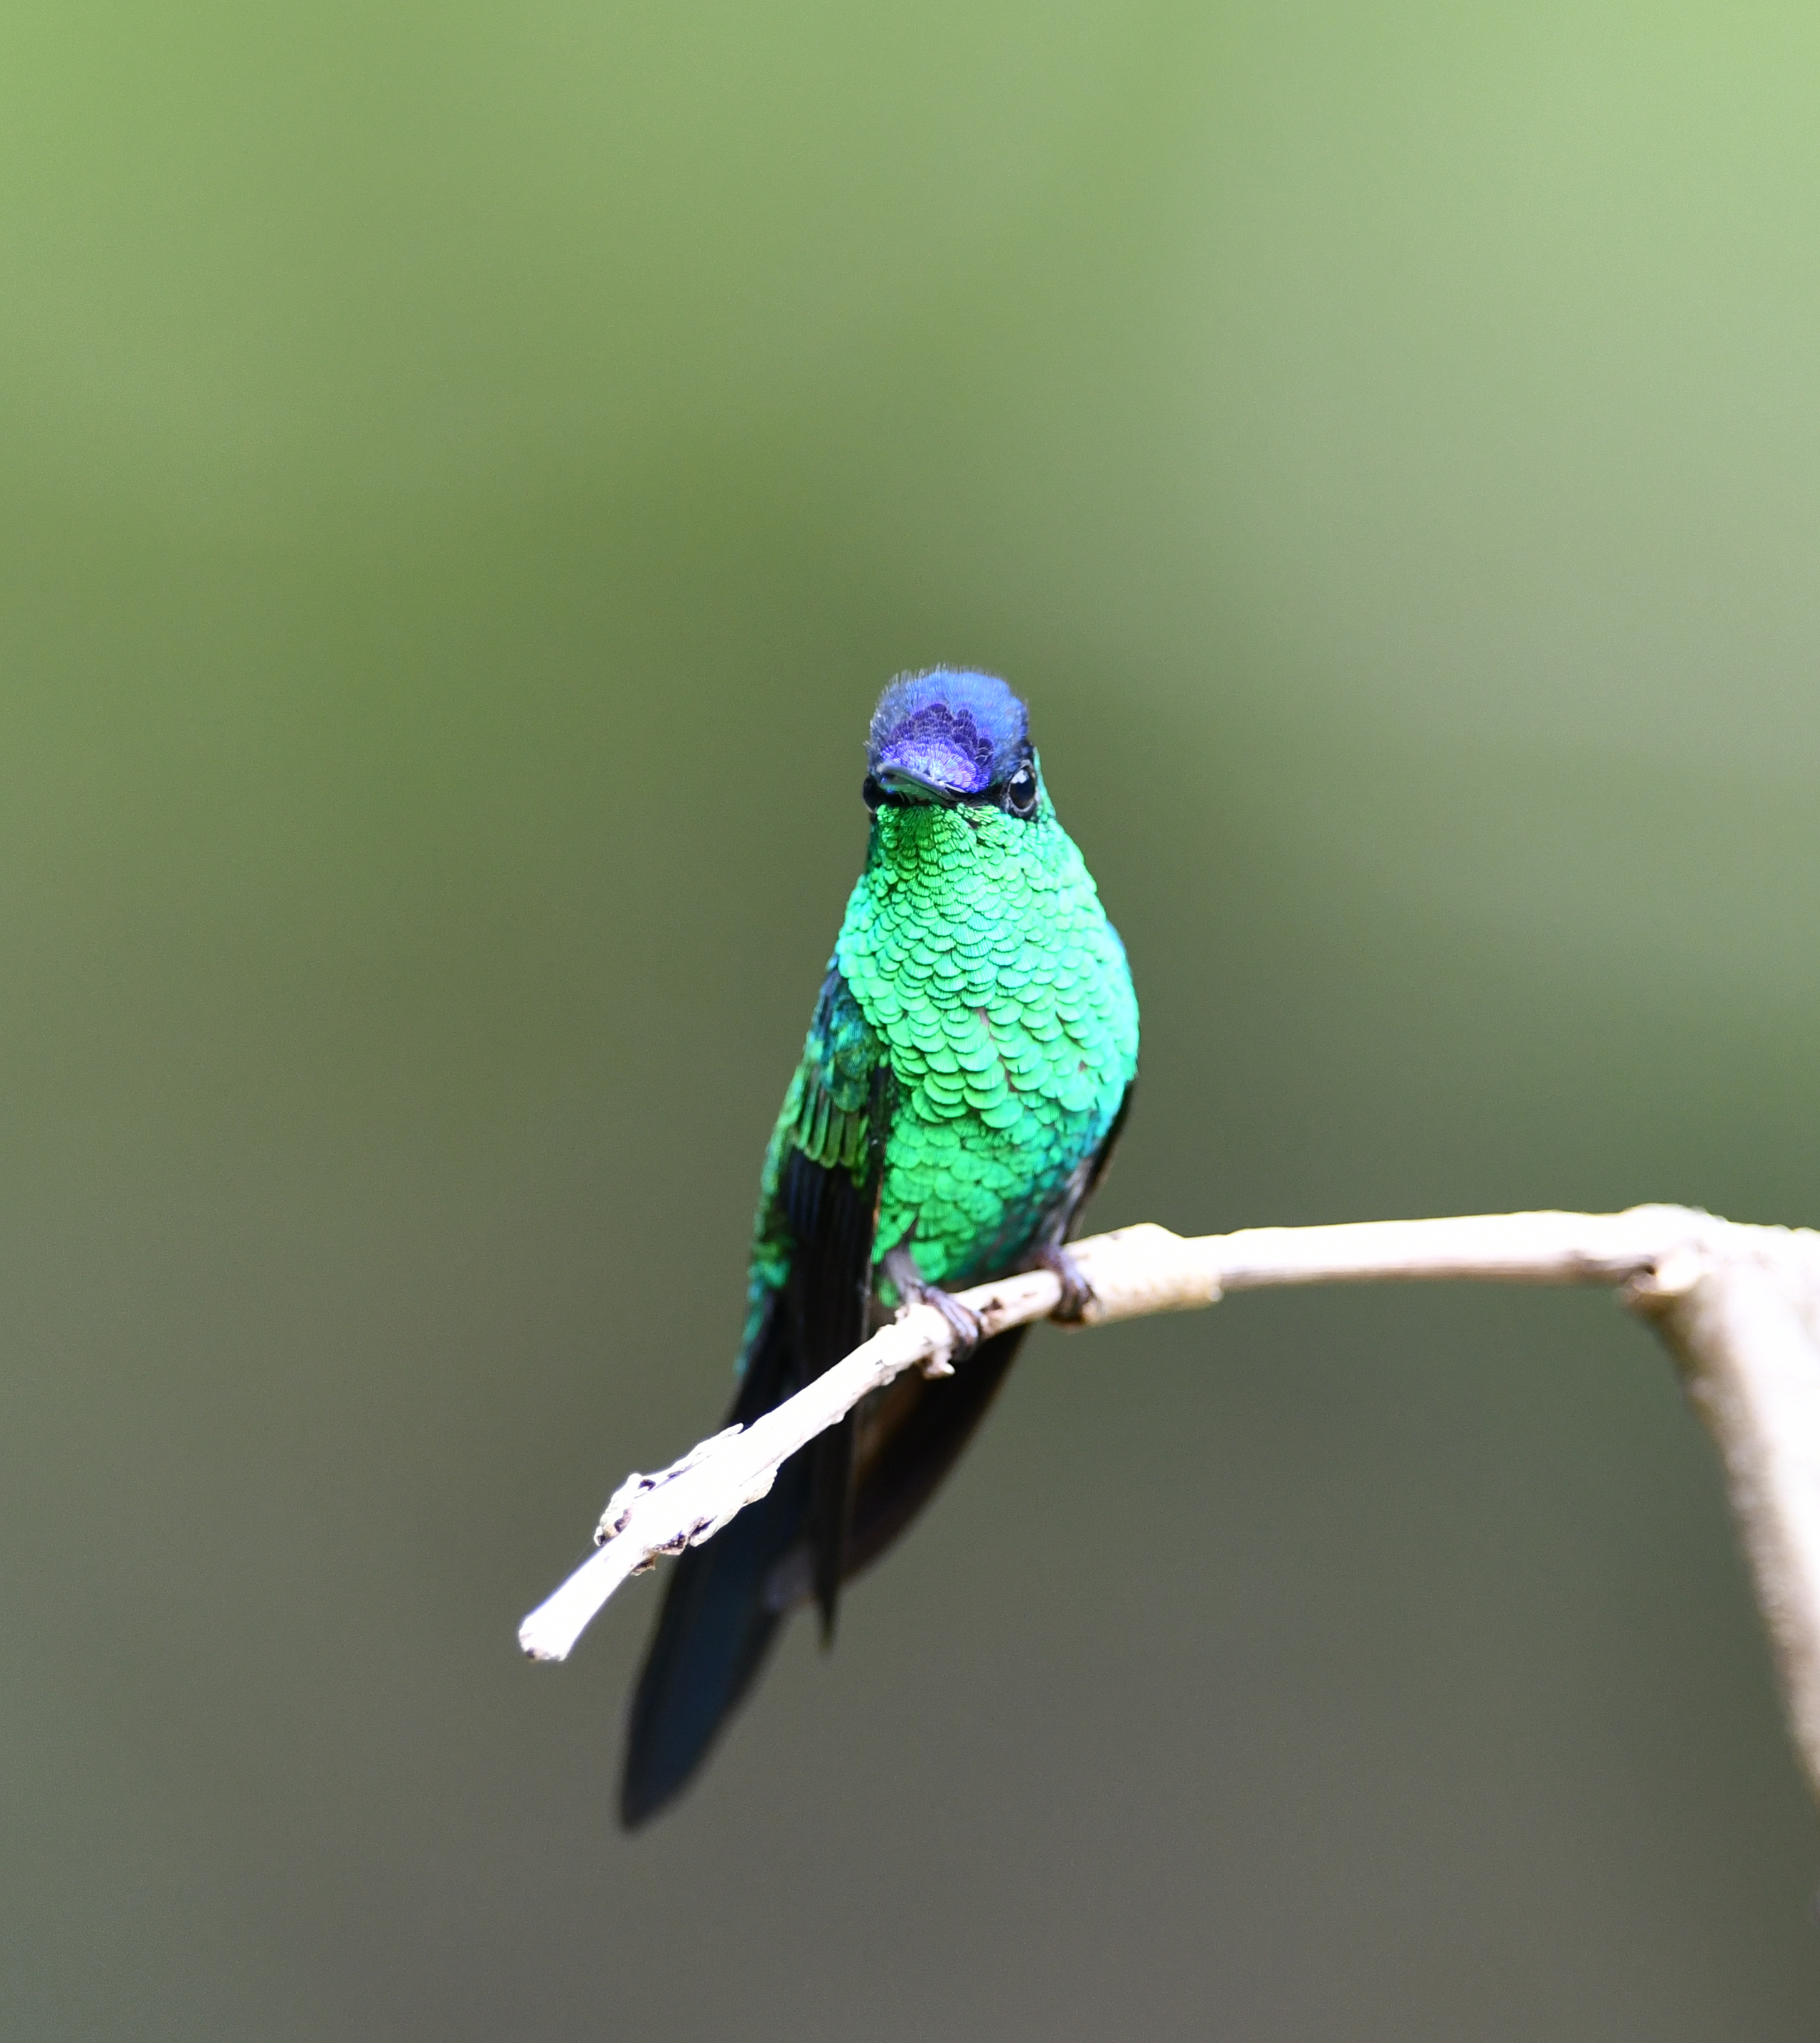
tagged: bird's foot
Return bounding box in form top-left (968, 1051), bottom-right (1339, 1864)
top-left (1034, 1242), bottom-right (1096, 1323)
top-left (883, 1246), bottom-right (982, 1375)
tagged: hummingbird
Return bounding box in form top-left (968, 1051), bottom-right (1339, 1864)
top-left (620, 669), bottom-right (1139, 1826)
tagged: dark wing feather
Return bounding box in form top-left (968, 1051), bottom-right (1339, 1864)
top-left (776, 1129), bottom-right (876, 1636)
top-left (617, 1291), bottom-right (810, 1828)
top-left (618, 970), bottom-right (889, 1828)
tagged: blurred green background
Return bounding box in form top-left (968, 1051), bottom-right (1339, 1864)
top-left (4, 0), bottom-right (1819, 2034)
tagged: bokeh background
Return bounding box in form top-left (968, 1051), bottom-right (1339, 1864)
top-left (4, 1), bottom-right (1820, 2035)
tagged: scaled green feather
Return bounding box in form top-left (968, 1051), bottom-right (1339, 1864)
top-left (744, 756), bottom-right (1138, 1349)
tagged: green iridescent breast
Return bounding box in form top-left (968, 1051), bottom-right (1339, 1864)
top-left (833, 774), bottom-right (1138, 1289)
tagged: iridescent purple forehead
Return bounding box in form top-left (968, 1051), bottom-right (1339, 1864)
top-left (867, 669), bottom-right (1030, 796)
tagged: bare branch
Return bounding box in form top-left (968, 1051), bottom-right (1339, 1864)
top-left (518, 1205), bottom-right (1820, 1803)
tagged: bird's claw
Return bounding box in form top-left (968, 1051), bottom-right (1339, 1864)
top-left (884, 1246), bottom-right (983, 1374)
top-left (1035, 1242), bottom-right (1095, 1323)
top-left (923, 1289), bottom-right (983, 1370)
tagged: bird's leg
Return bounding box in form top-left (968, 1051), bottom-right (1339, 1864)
top-left (1033, 1241), bottom-right (1095, 1323)
top-left (882, 1244), bottom-right (983, 1374)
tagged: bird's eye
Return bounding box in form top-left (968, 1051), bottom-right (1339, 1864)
top-left (862, 774), bottom-right (884, 813)
top-left (1005, 765), bottom-right (1037, 818)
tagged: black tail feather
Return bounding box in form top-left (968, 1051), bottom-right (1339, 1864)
top-left (618, 1448), bottom-right (810, 1830)
top-left (618, 1072), bottom-right (1129, 1827)
top-left (845, 1325), bottom-right (1027, 1580)
top-left (810, 1414), bottom-right (854, 1643)
top-left (619, 1120), bottom-right (878, 1827)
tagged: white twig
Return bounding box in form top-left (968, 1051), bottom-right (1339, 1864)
top-left (518, 1205), bottom-right (1820, 1802)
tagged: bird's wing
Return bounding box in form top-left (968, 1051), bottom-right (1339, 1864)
top-left (766, 969), bottom-right (894, 1629)
top-left (618, 969), bottom-right (890, 1828)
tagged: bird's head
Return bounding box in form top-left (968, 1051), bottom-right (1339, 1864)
top-left (863, 669), bottom-right (1040, 819)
